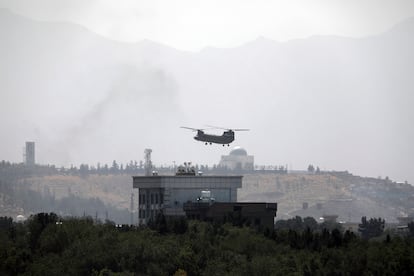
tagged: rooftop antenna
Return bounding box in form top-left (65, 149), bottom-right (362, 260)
top-left (144, 149), bottom-right (152, 176)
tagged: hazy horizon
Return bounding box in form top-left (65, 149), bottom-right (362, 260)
top-left (1, 2), bottom-right (414, 184)
top-left (1, 0), bottom-right (414, 51)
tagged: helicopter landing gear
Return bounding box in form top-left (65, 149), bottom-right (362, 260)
top-left (205, 142), bottom-right (208, 145)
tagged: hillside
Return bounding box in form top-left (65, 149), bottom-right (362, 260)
top-left (240, 172), bottom-right (414, 222)
top-left (2, 165), bottom-right (413, 223)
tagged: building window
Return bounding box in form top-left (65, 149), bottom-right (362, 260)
top-left (155, 194), bottom-right (159, 204)
top-left (160, 194), bottom-right (164, 204)
top-left (151, 194), bottom-right (154, 204)
top-left (142, 194), bottom-right (146, 204)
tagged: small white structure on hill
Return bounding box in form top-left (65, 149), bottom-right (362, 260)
top-left (219, 146), bottom-right (254, 170)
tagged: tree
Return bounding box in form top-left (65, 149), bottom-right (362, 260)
top-left (307, 165), bottom-right (315, 173)
top-left (110, 160), bottom-right (119, 174)
top-left (358, 216), bottom-right (385, 239)
top-left (408, 221), bottom-right (414, 237)
top-left (151, 213), bottom-right (168, 234)
top-left (28, 213), bottom-right (59, 250)
top-left (0, 216), bottom-right (13, 230)
top-left (103, 164), bottom-right (109, 175)
top-left (303, 217), bottom-right (318, 231)
top-left (79, 164), bottom-right (89, 177)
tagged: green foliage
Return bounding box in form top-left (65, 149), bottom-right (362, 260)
top-left (275, 216), bottom-right (324, 232)
top-left (27, 212), bottom-right (59, 250)
top-left (149, 213), bottom-right (188, 235)
top-left (408, 221), bottom-right (414, 237)
top-left (358, 216), bottom-right (385, 239)
top-left (0, 216), bottom-right (13, 230)
top-left (1, 214), bottom-right (414, 275)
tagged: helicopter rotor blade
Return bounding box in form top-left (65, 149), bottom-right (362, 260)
top-left (205, 125), bottom-right (249, 131)
top-left (180, 126), bottom-right (203, 131)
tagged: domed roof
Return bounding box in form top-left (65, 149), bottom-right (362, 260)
top-left (16, 215), bottom-right (26, 222)
top-left (230, 146), bottom-right (247, 156)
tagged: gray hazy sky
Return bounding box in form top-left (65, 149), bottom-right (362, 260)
top-left (1, 1), bottom-right (414, 185)
top-left (1, 0), bottom-right (414, 50)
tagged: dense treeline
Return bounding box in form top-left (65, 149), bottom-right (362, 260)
top-left (1, 213), bottom-right (414, 275)
top-left (1, 160), bottom-right (287, 180)
top-left (0, 160), bottom-right (148, 179)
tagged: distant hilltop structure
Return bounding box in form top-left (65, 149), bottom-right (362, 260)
top-left (24, 141), bottom-right (35, 166)
top-left (219, 146), bottom-right (254, 170)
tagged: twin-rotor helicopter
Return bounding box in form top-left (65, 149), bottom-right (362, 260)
top-left (181, 125), bottom-right (249, 146)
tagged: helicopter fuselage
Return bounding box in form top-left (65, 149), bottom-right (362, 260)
top-left (194, 130), bottom-right (234, 145)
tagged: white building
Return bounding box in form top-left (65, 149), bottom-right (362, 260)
top-left (219, 146), bottom-right (254, 170)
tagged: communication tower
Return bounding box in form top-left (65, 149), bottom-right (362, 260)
top-left (144, 149), bottom-right (152, 176)
top-left (24, 141), bottom-right (35, 166)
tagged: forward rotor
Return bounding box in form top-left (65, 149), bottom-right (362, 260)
top-left (205, 125), bottom-right (250, 131)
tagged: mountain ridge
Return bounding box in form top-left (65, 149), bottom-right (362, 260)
top-left (0, 8), bottom-right (413, 185)
top-left (2, 7), bottom-right (414, 52)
